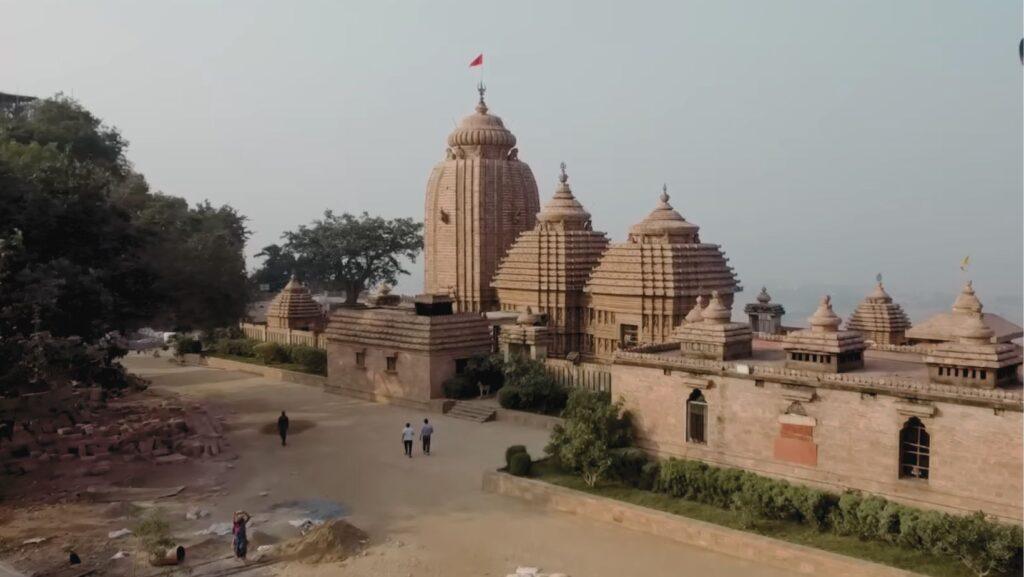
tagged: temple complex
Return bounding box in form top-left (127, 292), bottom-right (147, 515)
top-left (423, 86), bottom-right (540, 312)
top-left (265, 276), bottom-right (325, 331)
top-left (783, 296), bottom-right (866, 373)
top-left (744, 287), bottom-right (786, 335)
top-left (582, 187), bottom-right (741, 359)
top-left (319, 85), bottom-right (1023, 523)
top-left (907, 280), bottom-right (1023, 344)
top-left (492, 164), bottom-right (609, 357)
top-left (846, 281), bottom-right (912, 345)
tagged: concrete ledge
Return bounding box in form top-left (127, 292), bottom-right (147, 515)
top-left (493, 408), bottom-right (563, 431)
top-left (322, 383), bottom-right (434, 412)
top-left (483, 471), bottom-right (923, 577)
top-left (185, 355), bottom-right (328, 388)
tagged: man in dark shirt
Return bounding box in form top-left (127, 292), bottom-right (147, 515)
top-left (277, 411), bottom-right (290, 446)
top-left (420, 418), bottom-right (434, 455)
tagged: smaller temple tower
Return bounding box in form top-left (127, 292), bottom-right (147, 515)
top-left (673, 291), bottom-right (752, 360)
top-left (266, 276), bottom-right (324, 331)
top-left (783, 295), bottom-right (866, 373)
top-left (846, 281), bottom-right (911, 345)
top-left (744, 287), bottom-right (786, 335)
top-left (492, 164), bottom-right (609, 357)
top-left (924, 306), bottom-right (1023, 389)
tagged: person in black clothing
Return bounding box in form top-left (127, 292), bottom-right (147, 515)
top-left (277, 411), bottom-right (289, 446)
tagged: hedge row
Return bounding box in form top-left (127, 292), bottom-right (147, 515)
top-left (198, 335), bottom-right (327, 376)
top-left (610, 456), bottom-right (1022, 577)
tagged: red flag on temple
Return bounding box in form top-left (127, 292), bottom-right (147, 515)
top-left (469, 54), bottom-right (483, 67)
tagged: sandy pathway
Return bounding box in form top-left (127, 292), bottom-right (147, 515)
top-left (125, 356), bottom-right (792, 577)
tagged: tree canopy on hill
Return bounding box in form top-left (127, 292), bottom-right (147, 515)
top-left (0, 94), bottom-right (250, 392)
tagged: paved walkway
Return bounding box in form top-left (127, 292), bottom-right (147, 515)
top-left (125, 356), bottom-right (792, 577)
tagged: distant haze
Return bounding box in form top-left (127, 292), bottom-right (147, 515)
top-left (2, 1), bottom-right (1020, 324)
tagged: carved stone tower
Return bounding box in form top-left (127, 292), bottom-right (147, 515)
top-left (423, 86), bottom-right (540, 312)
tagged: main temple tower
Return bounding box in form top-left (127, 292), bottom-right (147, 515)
top-left (423, 87), bottom-right (540, 312)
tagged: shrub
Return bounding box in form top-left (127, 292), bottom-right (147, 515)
top-left (505, 445), bottom-right (528, 468)
top-left (499, 356), bottom-right (567, 415)
top-left (171, 335), bottom-right (201, 356)
top-left (253, 342), bottom-right (288, 364)
top-left (546, 389), bottom-right (632, 487)
top-left (134, 509), bottom-right (174, 557)
top-left (443, 374), bottom-right (480, 399)
top-left (638, 460), bottom-right (661, 491)
top-left (288, 345), bottom-right (326, 374)
top-left (214, 338), bottom-right (256, 358)
top-left (508, 451), bottom-right (532, 477)
top-left (609, 447), bottom-right (648, 485)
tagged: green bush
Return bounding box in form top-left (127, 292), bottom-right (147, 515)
top-left (443, 374), bottom-right (480, 399)
top-left (644, 454), bottom-right (1022, 576)
top-left (253, 342), bottom-right (288, 364)
top-left (498, 357), bottom-right (568, 415)
top-left (609, 447), bottom-right (648, 485)
top-left (546, 389), bottom-right (633, 487)
top-left (505, 445), bottom-right (528, 468)
top-left (171, 335), bottom-right (201, 355)
top-left (638, 460), bottom-right (661, 491)
top-left (214, 338), bottom-right (256, 357)
top-left (508, 451), bottom-right (532, 477)
top-left (288, 345), bottom-right (326, 374)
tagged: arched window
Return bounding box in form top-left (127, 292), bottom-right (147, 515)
top-left (686, 389), bottom-right (708, 444)
top-left (899, 417), bottom-right (930, 480)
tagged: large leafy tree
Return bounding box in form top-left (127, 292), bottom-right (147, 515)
top-left (0, 94), bottom-right (250, 391)
top-left (280, 211), bottom-right (423, 305)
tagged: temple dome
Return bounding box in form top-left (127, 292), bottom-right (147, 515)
top-left (446, 89), bottom-right (517, 151)
top-left (952, 280), bottom-right (983, 315)
top-left (956, 314), bottom-right (996, 345)
top-left (536, 163), bottom-right (592, 227)
top-left (907, 280), bottom-right (1024, 344)
top-left (684, 295), bottom-right (706, 324)
top-left (702, 291), bottom-right (732, 324)
top-left (266, 276), bottom-right (324, 330)
top-left (808, 295), bottom-right (842, 333)
top-left (628, 186), bottom-right (700, 244)
top-left (846, 282), bottom-right (911, 344)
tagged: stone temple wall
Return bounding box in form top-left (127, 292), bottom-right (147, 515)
top-left (611, 362), bottom-right (1023, 522)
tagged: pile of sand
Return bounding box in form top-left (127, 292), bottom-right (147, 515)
top-left (276, 519), bottom-right (368, 564)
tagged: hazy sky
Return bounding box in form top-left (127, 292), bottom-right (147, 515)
top-left (2, 1), bottom-right (1021, 322)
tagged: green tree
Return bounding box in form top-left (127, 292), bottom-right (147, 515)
top-left (282, 210), bottom-right (422, 305)
top-left (546, 389), bottom-right (633, 487)
top-left (252, 244), bottom-right (297, 292)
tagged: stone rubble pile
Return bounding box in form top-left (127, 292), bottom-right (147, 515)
top-left (1, 386), bottom-right (225, 476)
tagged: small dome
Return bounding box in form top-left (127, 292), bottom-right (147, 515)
top-left (757, 286), bottom-right (773, 304)
top-left (952, 280), bottom-right (983, 315)
top-left (702, 291), bottom-right (732, 324)
top-left (685, 295), bottom-right (706, 323)
top-left (866, 282), bottom-right (893, 303)
top-left (447, 88), bottom-right (517, 150)
top-left (628, 185), bottom-right (700, 243)
top-left (808, 295), bottom-right (842, 332)
top-left (537, 163), bottom-right (591, 225)
top-left (956, 313), bottom-right (995, 344)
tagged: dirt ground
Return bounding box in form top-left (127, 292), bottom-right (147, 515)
top-left (2, 357), bottom-right (792, 576)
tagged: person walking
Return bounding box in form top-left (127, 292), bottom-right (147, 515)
top-left (420, 418), bottom-right (434, 455)
top-left (402, 422), bottom-right (414, 458)
top-left (232, 510), bottom-right (251, 560)
top-left (277, 411), bottom-right (290, 446)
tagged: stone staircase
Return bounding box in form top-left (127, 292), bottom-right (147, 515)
top-left (445, 401), bottom-right (496, 423)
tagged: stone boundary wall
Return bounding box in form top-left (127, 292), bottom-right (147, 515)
top-left (493, 408), bottom-right (563, 430)
top-left (239, 322), bottom-right (327, 350)
top-left (545, 358), bottom-right (612, 394)
top-left (483, 471), bottom-right (923, 577)
top-left (185, 355), bottom-right (327, 388)
top-left (614, 350), bottom-right (1023, 411)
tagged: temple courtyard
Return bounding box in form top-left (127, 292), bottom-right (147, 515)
top-left (122, 356), bottom-right (791, 577)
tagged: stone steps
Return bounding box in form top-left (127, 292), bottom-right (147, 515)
top-left (446, 402), bottom-right (496, 423)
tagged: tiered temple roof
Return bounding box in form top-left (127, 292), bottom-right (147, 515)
top-left (492, 164), bottom-right (609, 356)
top-left (924, 306), bottom-right (1023, 389)
top-left (846, 282), bottom-right (912, 345)
top-left (266, 276), bottom-right (324, 330)
top-left (907, 281), bottom-right (1023, 344)
top-left (783, 295), bottom-right (866, 372)
top-left (325, 305), bottom-right (491, 353)
top-left (585, 187), bottom-right (741, 300)
top-left (583, 187), bottom-right (741, 358)
top-left (673, 291), bottom-right (752, 360)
